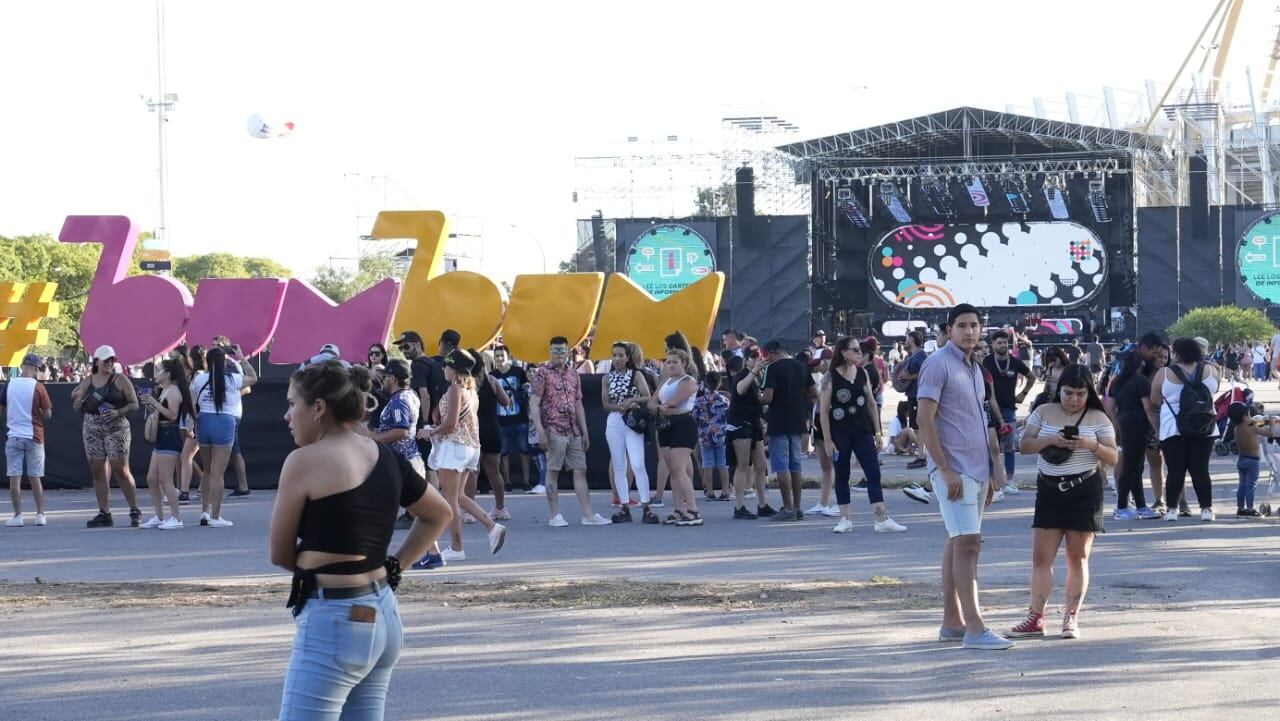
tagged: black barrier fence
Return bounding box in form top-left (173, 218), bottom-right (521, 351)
top-left (2, 376), bottom-right (658, 492)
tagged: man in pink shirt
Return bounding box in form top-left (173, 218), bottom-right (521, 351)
top-left (2, 354), bottom-right (53, 527)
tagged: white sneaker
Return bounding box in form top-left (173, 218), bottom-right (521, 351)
top-left (488, 523), bottom-right (507, 554)
top-left (527, 484), bottom-right (547, 495)
top-left (805, 503), bottom-right (828, 516)
top-left (874, 517), bottom-right (908, 533)
top-left (441, 546), bottom-right (466, 562)
top-left (1164, 510), bottom-right (1178, 522)
top-left (140, 515), bottom-right (163, 529)
top-left (33, 513), bottom-right (46, 527)
top-left (199, 511), bottom-right (212, 526)
top-left (832, 518), bottom-right (854, 534)
top-left (821, 504), bottom-right (841, 517)
top-left (1002, 484), bottom-right (1020, 495)
top-left (745, 489), bottom-right (756, 499)
top-left (991, 490), bottom-right (1005, 503)
top-left (209, 516), bottom-right (234, 528)
top-left (159, 516), bottom-right (184, 530)
top-left (463, 512), bottom-right (477, 525)
top-left (1201, 508), bottom-right (1215, 522)
top-left (548, 513), bottom-right (569, 528)
top-left (5, 515), bottom-right (23, 527)
top-left (581, 513), bottom-right (612, 526)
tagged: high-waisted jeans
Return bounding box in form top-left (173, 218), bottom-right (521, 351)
top-left (1115, 413), bottom-right (1150, 510)
top-left (831, 424), bottom-right (883, 505)
top-left (1160, 434), bottom-right (1215, 510)
top-left (280, 585), bottom-right (404, 721)
top-left (1237, 455), bottom-right (1261, 509)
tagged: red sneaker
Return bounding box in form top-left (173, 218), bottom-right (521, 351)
top-left (1008, 610), bottom-right (1045, 638)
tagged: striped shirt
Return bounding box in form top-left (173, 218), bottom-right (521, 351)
top-left (1027, 407), bottom-right (1114, 476)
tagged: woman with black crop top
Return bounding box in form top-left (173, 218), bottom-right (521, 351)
top-left (818, 337), bottom-right (907, 534)
top-left (271, 360), bottom-right (451, 720)
top-left (71, 345), bottom-right (142, 528)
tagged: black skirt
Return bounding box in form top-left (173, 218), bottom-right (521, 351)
top-left (479, 418), bottom-right (502, 455)
top-left (1033, 470), bottom-right (1105, 533)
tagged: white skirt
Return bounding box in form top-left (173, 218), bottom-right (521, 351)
top-left (429, 439), bottom-right (481, 472)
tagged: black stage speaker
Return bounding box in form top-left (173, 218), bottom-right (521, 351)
top-left (590, 211), bottom-right (609, 273)
top-left (736, 166), bottom-right (755, 219)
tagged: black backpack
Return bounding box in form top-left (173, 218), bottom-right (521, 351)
top-left (1165, 364), bottom-right (1216, 436)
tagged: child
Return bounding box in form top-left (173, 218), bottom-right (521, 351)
top-left (693, 371), bottom-right (731, 501)
top-left (1225, 402), bottom-right (1276, 517)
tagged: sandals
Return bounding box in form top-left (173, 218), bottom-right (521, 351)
top-left (676, 511), bottom-right (704, 526)
top-left (663, 511), bottom-right (685, 525)
top-left (642, 507), bottom-right (661, 524)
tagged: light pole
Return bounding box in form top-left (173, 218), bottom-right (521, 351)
top-left (507, 223), bottom-right (548, 273)
top-left (142, 0), bottom-right (176, 263)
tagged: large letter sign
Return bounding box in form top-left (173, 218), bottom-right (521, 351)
top-left (63, 210), bottom-right (723, 364)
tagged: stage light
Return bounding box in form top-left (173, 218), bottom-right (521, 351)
top-left (965, 175), bottom-right (990, 207)
top-left (836, 186), bottom-right (872, 228)
top-left (1088, 179), bottom-right (1110, 223)
top-left (878, 182), bottom-right (912, 223)
top-left (1000, 176), bottom-right (1030, 214)
top-left (1043, 177), bottom-right (1069, 219)
top-left (920, 176), bottom-right (955, 219)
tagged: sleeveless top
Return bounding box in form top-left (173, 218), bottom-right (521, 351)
top-left (1158, 366), bottom-right (1220, 441)
top-left (607, 369), bottom-right (639, 406)
top-left (81, 373), bottom-right (127, 415)
top-left (439, 385), bottom-right (481, 447)
top-left (828, 367), bottom-right (876, 433)
top-left (658, 375), bottom-right (696, 414)
top-left (288, 443), bottom-right (429, 616)
top-left (477, 376), bottom-right (499, 427)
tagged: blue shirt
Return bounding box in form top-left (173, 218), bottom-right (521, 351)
top-left (379, 389), bottom-right (421, 461)
top-left (916, 341), bottom-right (990, 481)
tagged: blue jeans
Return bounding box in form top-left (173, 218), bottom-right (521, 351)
top-left (1237, 455), bottom-right (1260, 509)
top-left (280, 585), bottom-right (404, 721)
top-left (1000, 408), bottom-right (1017, 477)
top-left (499, 423), bottom-right (529, 455)
top-left (1254, 362), bottom-right (1269, 381)
top-left (768, 434), bottom-right (803, 474)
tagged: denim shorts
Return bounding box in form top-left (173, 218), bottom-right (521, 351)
top-left (154, 424), bottom-right (183, 456)
top-left (280, 585), bottom-right (404, 721)
top-left (700, 441), bottom-right (728, 469)
top-left (499, 423), bottom-right (529, 455)
top-left (5, 437), bottom-right (45, 477)
top-left (196, 412), bottom-right (238, 448)
top-left (768, 434), bottom-right (803, 473)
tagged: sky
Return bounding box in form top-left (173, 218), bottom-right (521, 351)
top-left (2, 0), bottom-right (1276, 285)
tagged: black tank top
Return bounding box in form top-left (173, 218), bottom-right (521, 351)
top-left (287, 443), bottom-right (428, 615)
top-left (81, 373), bottom-right (127, 414)
top-left (828, 367), bottom-right (876, 433)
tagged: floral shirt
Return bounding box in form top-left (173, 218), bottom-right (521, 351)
top-left (379, 389), bottom-right (421, 461)
top-left (531, 363), bottom-right (582, 437)
top-left (692, 389), bottom-right (729, 446)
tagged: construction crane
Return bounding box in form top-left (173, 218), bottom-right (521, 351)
top-left (1144, 0), bottom-right (1245, 131)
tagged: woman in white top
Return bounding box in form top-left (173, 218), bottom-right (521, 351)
top-left (1012, 364), bottom-right (1118, 640)
top-left (649, 348), bottom-right (701, 526)
top-left (191, 345), bottom-right (258, 527)
top-left (1149, 337), bottom-right (1221, 522)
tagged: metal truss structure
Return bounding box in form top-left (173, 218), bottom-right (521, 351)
top-left (777, 107), bottom-right (1179, 207)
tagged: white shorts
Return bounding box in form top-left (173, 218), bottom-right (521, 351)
top-left (428, 439), bottom-right (480, 472)
top-left (932, 470), bottom-right (988, 538)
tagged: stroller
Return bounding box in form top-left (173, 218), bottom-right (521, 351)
top-left (1259, 440), bottom-right (1280, 517)
top-left (1214, 384), bottom-right (1255, 456)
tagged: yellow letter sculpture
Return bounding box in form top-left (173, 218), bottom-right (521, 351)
top-left (501, 273), bottom-right (604, 362)
top-left (0, 282), bottom-right (60, 367)
top-left (591, 273), bottom-right (724, 361)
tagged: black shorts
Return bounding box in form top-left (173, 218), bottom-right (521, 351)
top-left (659, 414), bottom-right (698, 450)
top-left (900, 399), bottom-right (920, 430)
top-left (726, 420), bottom-right (763, 446)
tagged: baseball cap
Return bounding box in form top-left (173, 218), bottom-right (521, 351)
top-left (440, 329), bottom-right (462, 346)
top-left (92, 345), bottom-right (117, 361)
top-left (21, 352), bottom-right (41, 368)
top-left (764, 339), bottom-right (785, 353)
top-left (814, 330), bottom-right (827, 336)
top-left (319, 343), bottom-right (341, 356)
top-left (394, 331), bottom-right (424, 346)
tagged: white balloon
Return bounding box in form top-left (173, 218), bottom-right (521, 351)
top-left (247, 113), bottom-right (294, 139)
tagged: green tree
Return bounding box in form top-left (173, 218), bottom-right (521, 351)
top-left (1167, 306), bottom-right (1276, 346)
top-left (558, 258), bottom-right (578, 273)
top-left (0, 232), bottom-right (105, 355)
top-left (694, 182), bottom-right (737, 216)
top-left (170, 253), bottom-right (293, 293)
top-left (308, 265), bottom-right (357, 303)
top-left (306, 248), bottom-right (410, 304)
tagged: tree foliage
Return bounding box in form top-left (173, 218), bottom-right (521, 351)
top-left (694, 183), bottom-right (737, 217)
top-left (171, 253), bottom-right (292, 293)
top-left (1167, 306), bottom-right (1276, 346)
top-left (0, 232), bottom-right (114, 355)
top-left (306, 249), bottom-right (410, 303)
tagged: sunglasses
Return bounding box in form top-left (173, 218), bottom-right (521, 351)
top-left (550, 347), bottom-right (570, 356)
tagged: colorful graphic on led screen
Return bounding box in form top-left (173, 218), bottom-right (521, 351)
top-left (625, 223), bottom-right (715, 300)
top-left (1238, 212), bottom-right (1280, 304)
top-left (870, 222), bottom-right (1106, 309)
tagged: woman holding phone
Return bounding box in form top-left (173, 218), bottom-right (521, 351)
top-left (1012, 364), bottom-right (1117, 640)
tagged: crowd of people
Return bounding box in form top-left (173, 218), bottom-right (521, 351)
top-left (4, 310), bottom-right (1278, 717)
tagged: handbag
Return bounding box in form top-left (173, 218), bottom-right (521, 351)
top-left (621, 371), bottom-right (651, 433)
top-left (143, 407), bottom-right (160, 443)
top-left (1039, 408), bottom-right (1085, 465)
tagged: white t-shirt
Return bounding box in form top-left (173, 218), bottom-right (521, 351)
top-left (192, 371), bottom-right (245, 417)
top-left (1252, 345), bottom-right (1267, 365)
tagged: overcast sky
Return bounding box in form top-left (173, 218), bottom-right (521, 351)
top-left (2, 0), bottom-right (1274, 284)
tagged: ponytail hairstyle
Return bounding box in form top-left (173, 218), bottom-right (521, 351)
top-left (161, 358), bottom-right (196, 425)
top-left (289, 360), bottom-right (375, 426)
top-left (205, 347), bottom-right (228, 414)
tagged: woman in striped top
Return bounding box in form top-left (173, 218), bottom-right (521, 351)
top-left (1010, 364), bottom-right (1118, 640)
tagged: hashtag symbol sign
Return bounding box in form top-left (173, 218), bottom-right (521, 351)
top-left (0, 282), bottom-right (60, 367)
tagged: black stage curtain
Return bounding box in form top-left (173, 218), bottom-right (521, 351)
top-left (1136, 207), bottom-right (1181, 334)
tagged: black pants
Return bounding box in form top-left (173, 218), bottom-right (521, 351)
top-left (1115, 413), bottom-right (1149, 509)
top-left (1160, 434), bottom-right (1214, 510)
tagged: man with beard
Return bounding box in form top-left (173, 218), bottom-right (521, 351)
top-left (983, 330), bottom-right (1033, 496)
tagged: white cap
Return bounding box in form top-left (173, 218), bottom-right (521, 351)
top-left (92, 345), bottom-right (117, 361)
top-left (1194, 336), bottom-right (1210, 352)
top-left (319, 343), bottom-right (340, 356)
